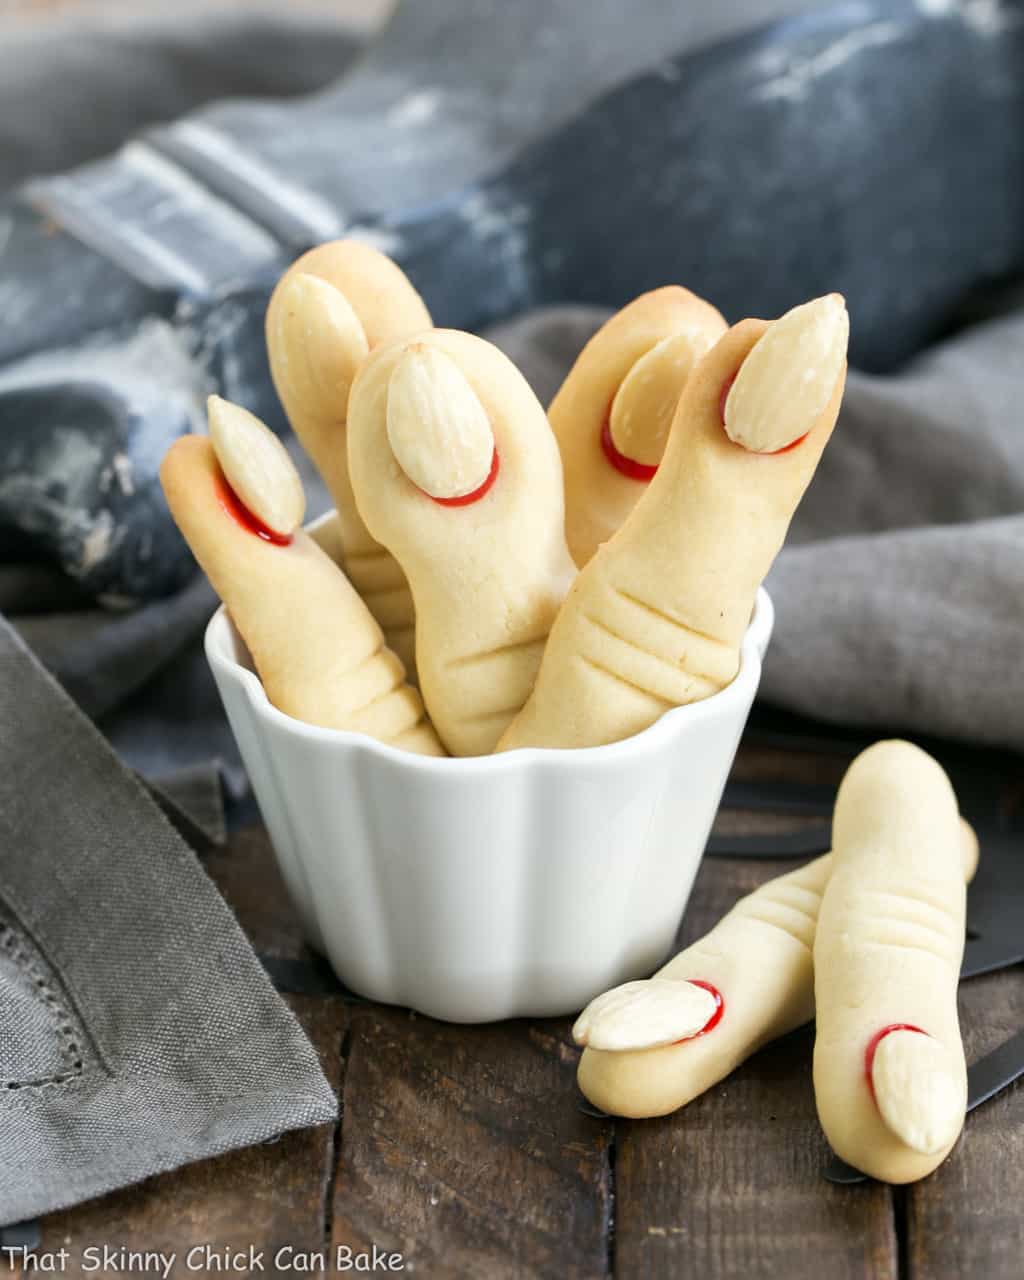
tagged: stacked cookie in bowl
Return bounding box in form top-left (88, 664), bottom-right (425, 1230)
top-left (163, 239), bottom-right (847, 1022)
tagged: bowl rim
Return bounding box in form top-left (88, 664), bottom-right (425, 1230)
top-left (204, 581), bottom-right (773, 774)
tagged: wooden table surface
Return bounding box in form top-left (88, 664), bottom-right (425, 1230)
top-left (3, 726), bottom-right (1019, 1280)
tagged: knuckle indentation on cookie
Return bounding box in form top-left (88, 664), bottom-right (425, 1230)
top-left (724, 294), bottom-right (848, 453)
top-left (386, 345), bottom-right (495, 499)
top-left (207, 396), bottom-right (305, 534)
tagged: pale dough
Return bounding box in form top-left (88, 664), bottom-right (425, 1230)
top-left (498, 298), bottom-right (848, 752)
top-left (551, 286), bottom-right (725, 567)
top-left (160, 409), bottom-right (443, 755)
top-left (265, 239), bottom-right (432, 674)
top-left (813, 740), bottom-right (967, 1183)
top-left (346, 329), bottom-right (577, 757)
top-left (575, 815), bottom-right (976, 1119)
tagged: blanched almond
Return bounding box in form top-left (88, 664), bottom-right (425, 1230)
top-left (207, 395), bottom-right (305, 534)
top-left (572, 977), bottom-right (718, 1052)
top-left (610, 331), bottom-right (714, 466)
top-left (386, 344), bottom-right (495, 498)
top-left (268, 272), bottom-right (369, 422)
top-left (872, 1030), bottom-right (964, 1155)
top-left (724, 294), bottom-right (849, 453)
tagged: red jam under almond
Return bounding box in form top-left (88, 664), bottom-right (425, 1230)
top-left (864, 1023), bottom-right (929, 1100)
top-left (718, 371), bottom-right (808, 455)
top-left (672, 979), bottom-right (725, 1043)
top-left (215, 474), bottom-right (292, 545)
top-left (600, 417), bottom-right (658, 481)
top-left (431, 448), bottom-right (500, 507)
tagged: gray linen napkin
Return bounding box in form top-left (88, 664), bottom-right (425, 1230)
top-left (0, 616), bottom-right (337, 1226)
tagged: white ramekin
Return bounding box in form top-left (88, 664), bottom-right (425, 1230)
top-left (204, 564), bottom-right (773, 1023)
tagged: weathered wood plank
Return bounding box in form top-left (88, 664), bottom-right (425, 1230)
top-left (613, 849), bottom-right (898, 1280)
top-left (906, 964), bottom-right (1024, 1280)
top-left (331, 1007), bottom-right (611, 1279)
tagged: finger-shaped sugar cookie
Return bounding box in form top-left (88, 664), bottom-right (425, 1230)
top-left (551, 287), bottom-right (726, 567)
top-left (161, 396), bottom-right (443, 755)
top-left (266, 240), bottom-right (432, 672)
top-left (813, 740), bottom-right (967, 1183)
top-left (499, 295), bottom-right (849, 751)
top-left (347, 330), bottom-right (577, 756)
top-left (574, 817), bottom-right (977, 1119)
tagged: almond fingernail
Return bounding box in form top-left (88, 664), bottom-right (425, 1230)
top-left (572, 978), bottom-right (718, 1052)
top-left (269, 271), bottom-right (369, 421)
top-left (871, 1029), bottom-right (964, 1155)
top-left (610, 331), bottom-right (713, 467)
top-left (386, 344), bottom-right (495, 499)
top-left (724, 294), bottom-right (849, 453)
top-left (207, 395), bottom-right (305, 535)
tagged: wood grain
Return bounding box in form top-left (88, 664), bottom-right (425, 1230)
top-left (905, 965), bottom-right (1024, 1280)
top-left (613, 852), bottom-right (898, 1280)
top-left (331, 1008), bottom-right (611, 1278)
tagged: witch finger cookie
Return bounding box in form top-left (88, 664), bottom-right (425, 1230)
top-left (814, 740), bottom-right (967, 1183)
top-left (552, 286), bottom-right (726, 566)
top-left (499, 295), bottom-right (849, 751)
top-left (346, 329), bottom-right (577, 756)
top-left (161, 396), bottom-right (443, 755)
top-left (266, 239), bottom-right (431, 672)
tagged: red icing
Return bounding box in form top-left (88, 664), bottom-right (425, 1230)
top-left (600, 417), bottom-right (658, 482)
top-left (864, 1023), bottom-right (929, 1101)
top-left (672, 979), bottom-right (725, 1043)
top-left (766, 433), bottom-right (809, 456)
top-left (215, 474), bottom-right (292, 545)
top-left (431, 448), bottom-right (500, 507)
top-left (718, 370), bottom-right (809, 455)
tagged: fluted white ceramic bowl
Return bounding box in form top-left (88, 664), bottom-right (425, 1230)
top-left (205, 577), bottom-right (773, 1023)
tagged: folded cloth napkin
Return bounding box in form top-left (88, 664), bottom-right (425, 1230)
top-left (0, 615), bottom-right (337, 1227)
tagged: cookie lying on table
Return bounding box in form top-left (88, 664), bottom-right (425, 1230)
top-left (160, 396), bottom-right (444, 755)
top-left (498, 295), bottom-right (849, 752)
top-left (266, 239), bottom-right (431, 675)
top-left (814, 740), bottom-right (967, 1183)
top-left (551, 286), bottom-right (725, 567)
top-left (347, 330), bottom-right (577, 757)
top-left (573, 787), bottom-right (976, 1123)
